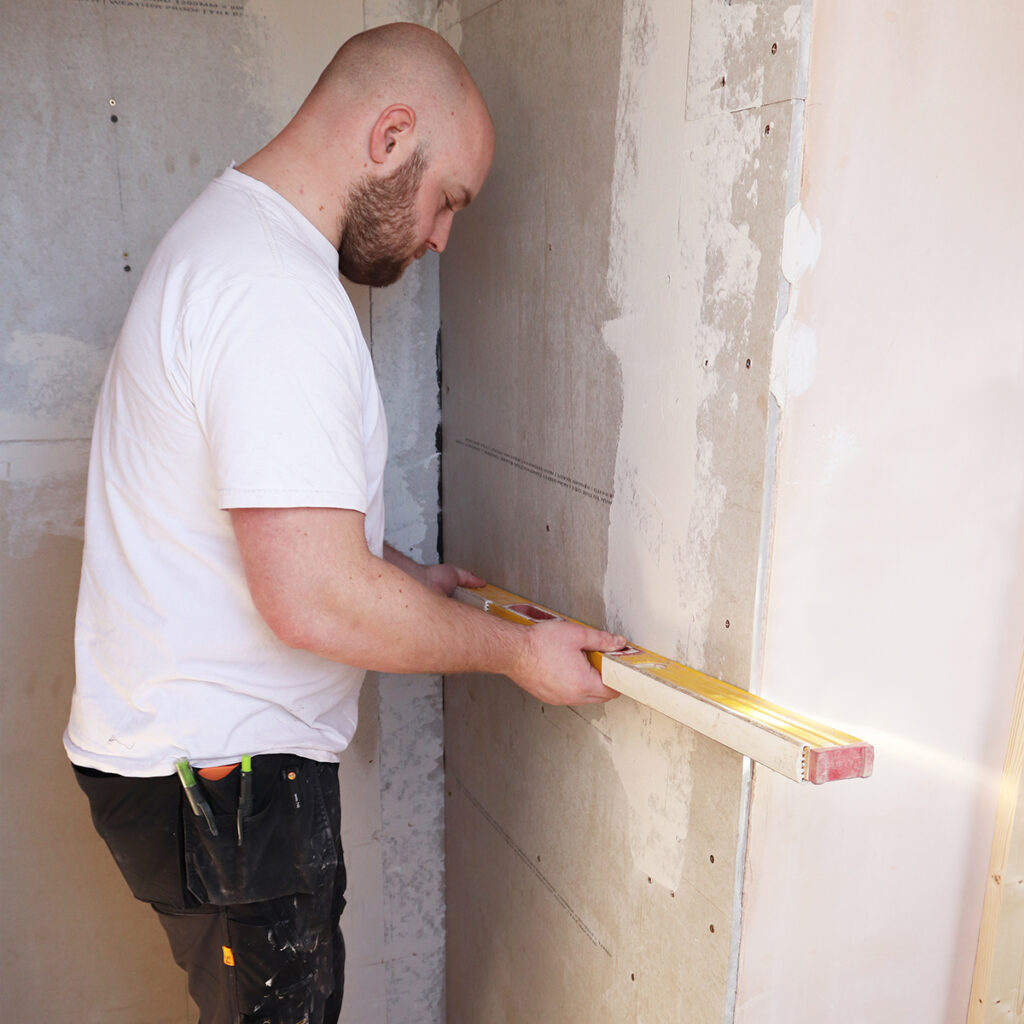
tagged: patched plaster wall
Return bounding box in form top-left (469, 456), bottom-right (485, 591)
top-left (440, 2), bottom-right (810, 1020)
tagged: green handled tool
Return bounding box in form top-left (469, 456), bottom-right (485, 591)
top-left (237, 755), bottom-right (253, 844)
top-left (175, 758), bottom-right (219, 836)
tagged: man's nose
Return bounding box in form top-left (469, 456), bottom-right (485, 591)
top-left (426, 212), bottom-right (454, 254)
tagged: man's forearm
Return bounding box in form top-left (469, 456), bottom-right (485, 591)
top-left (231, 506), bottom-right (623, 705)
top-left (234, 508), bottom-right (519, 675)
top-left (304, 552), bottom-right (522, 675)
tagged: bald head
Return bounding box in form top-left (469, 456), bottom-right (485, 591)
top-left (239, 22), bottom-right (494, 282)
top-left (315, 24), bottom-right (468, 101)
top-left (305, 22), bottom-right (491, 160)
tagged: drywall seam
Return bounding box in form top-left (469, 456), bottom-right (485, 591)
top-left (723, 755), bottom-right (753, 1024)
top-left (728, 385), bottom-right (782, 1024)
top-left (455, 775), bottom-right (613, 955)
top-left (726, 7), bottom-right (815, 1022)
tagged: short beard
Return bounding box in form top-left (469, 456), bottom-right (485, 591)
top-left (338, 144), bottom-right (428, 288)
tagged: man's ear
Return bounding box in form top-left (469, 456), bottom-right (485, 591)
top-left (369, 104), bottom-right (416, 165)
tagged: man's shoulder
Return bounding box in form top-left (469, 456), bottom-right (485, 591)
top-left (156, 170), bottom-right (345, 308)
top-left (165, 172), bottom-right (298, 269)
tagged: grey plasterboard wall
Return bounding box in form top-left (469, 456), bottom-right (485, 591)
top-left (0, 2), bottom-right (446, 1020)
top-left (439, 0), bottom-right (808, 1020)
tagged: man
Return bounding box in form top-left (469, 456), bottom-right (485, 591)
top-left (65, 21), bottom-right (623, 1024)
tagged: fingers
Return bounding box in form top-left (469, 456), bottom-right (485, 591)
top-left (455, 567), bottom-right (486, 588)
top-left (426, 564), bottom-right (485, 596)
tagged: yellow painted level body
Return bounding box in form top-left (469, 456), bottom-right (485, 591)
top-left (454, 583), bottom-right (873, 785)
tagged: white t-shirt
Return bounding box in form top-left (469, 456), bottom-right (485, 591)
top-left (64, 168), bottom-right (388, 776)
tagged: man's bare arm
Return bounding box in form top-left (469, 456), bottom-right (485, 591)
top-left (231, 507), bottom-right (622, 705)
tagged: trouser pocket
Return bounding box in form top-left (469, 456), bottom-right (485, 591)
top-left (73, 765), bottom-right (190, 909)
top-left (183, 756), bottom-right (338, 906)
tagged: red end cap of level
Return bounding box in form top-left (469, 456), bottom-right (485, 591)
top-left (806, 743), bottom-right (875, 785)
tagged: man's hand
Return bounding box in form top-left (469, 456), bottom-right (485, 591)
top-left (382, 544), bottom-right (485, 596)
top-left (380, 546), bottom-right (621, 702)
top-left (510, 620), bottom-right (624, 705)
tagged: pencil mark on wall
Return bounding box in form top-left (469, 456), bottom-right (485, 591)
top-left (456, 438), bottom-right (614, 505)
top-left (453, 777), bottom-right (612, 957)
top-left (76, 0), bottom-right (246, 15)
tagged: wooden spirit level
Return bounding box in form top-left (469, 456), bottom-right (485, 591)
top-left (454, 583), bottom-right (873, 785)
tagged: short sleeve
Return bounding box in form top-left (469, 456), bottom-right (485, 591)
top-left (188, 277), bottom-right (375, 511)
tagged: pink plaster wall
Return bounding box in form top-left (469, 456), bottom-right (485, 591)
top-left (734, 4), bottom-right (1024, 1021)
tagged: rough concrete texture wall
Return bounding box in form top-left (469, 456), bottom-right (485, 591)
top-left (2, 5), bottom-right (272, 1018)
top-left (440, 1), bottom-right (809, 1020)
top-left (0, 2), bottom-right (446, 1020)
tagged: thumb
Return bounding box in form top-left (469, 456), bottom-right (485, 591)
top-left (579, 627), bottom-right (627, 652)
top-left (457, 568), bottom-right (487, 588)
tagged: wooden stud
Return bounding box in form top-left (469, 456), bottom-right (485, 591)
top-left (967, 645), bottom-right (1024, 1022)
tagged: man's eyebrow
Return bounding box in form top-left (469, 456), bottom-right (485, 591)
top-left (458, 188), bottom-right (473, 209)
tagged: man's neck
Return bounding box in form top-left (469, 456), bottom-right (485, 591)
top-left (237, 140), bottom-right (345, 249)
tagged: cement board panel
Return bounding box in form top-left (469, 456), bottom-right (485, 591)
top-left (440, 0), bottom-right (623, 628)
top-left (445, 672), bottom-right (740, 1024)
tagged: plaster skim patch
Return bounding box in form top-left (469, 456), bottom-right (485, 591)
top-left (601, 697), bottom-right (697, 890)
top-left (603, 4), bottom-right (767, 669)
top-left (600, 0), bottom-right (797, 899)
top-left (599, 0), bottom-right (703, 889)
top-left (1, 441), bottom-right (89, 558)
top-left (603, 0), bottom-right (697, 661)
top-left (686, 1), bottom-right (806, 120)
top-left (770, 202), bottom-right (821, 406)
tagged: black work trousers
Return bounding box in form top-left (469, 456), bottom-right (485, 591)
top-left (73, 755), bottom-right (346, 1024)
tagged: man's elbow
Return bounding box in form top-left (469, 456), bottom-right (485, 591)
top-left (270, 617), bottom-right (319, 653)
top-left (253, 595), bottom-right (327, 654)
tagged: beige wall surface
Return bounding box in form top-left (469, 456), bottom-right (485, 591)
top-left (0, 2), bottom-right (446, 1021)
top-left (734, 4), bottom-right (1024, 1023)
top-left (440, 1), bottom-right (809, 1020)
